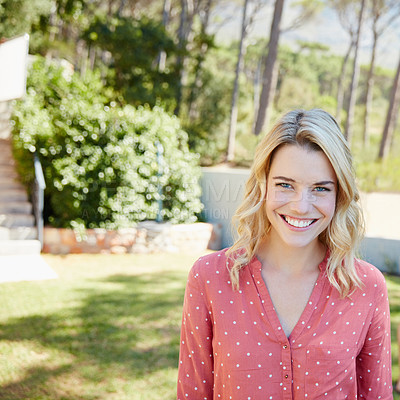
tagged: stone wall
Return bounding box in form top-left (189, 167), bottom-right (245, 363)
top-left (42, 221), bottom-right (222, 254)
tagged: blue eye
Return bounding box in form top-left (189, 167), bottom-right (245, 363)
top-left (277, 183), bottom-right (292, 189)
top-left (314, 186), bottom-right (330, 192)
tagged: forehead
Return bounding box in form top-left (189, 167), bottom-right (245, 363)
top-left (268, 144), bottom-right (337, 183)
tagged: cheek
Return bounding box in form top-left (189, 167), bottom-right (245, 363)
top-left (319, 196), bottom-right (336, 218)
top-left (266, 187), bottom-right (293, 204)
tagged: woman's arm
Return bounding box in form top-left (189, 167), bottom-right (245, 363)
top-left (177, 261), bottom-right (214, 400)
top-left (356, 272), bottom-right (392, 399)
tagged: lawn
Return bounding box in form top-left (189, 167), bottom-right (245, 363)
top-left (0, 253), bottom-right (202, 400)
top-left (0, 253), bottom-right (400, 399)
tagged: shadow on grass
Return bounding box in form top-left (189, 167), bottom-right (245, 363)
top-left (0, 270), bottom-right (187, 399)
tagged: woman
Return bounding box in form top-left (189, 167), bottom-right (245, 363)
top-left (177, 109), bottom-right (392, 399)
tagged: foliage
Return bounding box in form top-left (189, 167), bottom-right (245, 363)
top-left (83, 15), bottom-right (178, 112)
top-left (182, 47), bottom-right (234, 165)
top-left (2, 0), bottom-right (400, 191)
top-left (11, 56), bottom-right (202, 228)
top-left (276, 76), bottom-right (318, 112)
top-left (356, 157), bottom-right (400, 192)
top-left (0, 0), bottom-right (51, 38)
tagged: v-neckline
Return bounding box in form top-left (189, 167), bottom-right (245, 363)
top-left (249, 253), bottom-right (328, 342)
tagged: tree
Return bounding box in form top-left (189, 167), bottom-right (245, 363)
top-left (362, 0), bottom-right (400, 147)
top-left (378, 53), bottom-right (400, 160)
top-left (0, 0), bottom-right (51, 38)
top-left (344, 0), bottom-right (366, 145)
top-left (329, 0), bottom-right (360, 125)
top-left (174, 0), bottom-right (195, 115)
top-left (226, 0), bottom-right (267, 161)
top-left (84, 16), bottom-right (178, 110)
top-left (157, 0), bottom-right (172, 71)
top-left (253, 0), bottom-right (284, 136)
top-left (253, 0), bottom-right (322, 136)
top-left (187, 0), bottom-right (215, 121)
top-left (335, 39), bottom-right (355, 125)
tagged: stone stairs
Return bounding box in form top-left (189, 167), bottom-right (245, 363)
top-left (0, 104), bottom-right (40, 255)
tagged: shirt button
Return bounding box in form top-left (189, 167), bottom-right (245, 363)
top-left (283, 345), bottom-right (288, 349)
top-left (284, 374), bottom-right (289, 379)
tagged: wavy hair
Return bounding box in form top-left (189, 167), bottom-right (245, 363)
top-left (226, 109), bottom-right (365, 298)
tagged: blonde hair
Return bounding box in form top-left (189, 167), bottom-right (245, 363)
top-left (226, 109), bottom-right (364, 298)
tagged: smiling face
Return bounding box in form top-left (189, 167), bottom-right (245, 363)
top-left (265, 144), bottom-right (337, 250)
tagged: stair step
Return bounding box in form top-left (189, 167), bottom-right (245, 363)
top-left (0, 150), bottom-right (14, 158)
top-left (0, 240), bottom-right (41, 255)
top-left (0, 158), bottom-right (15, 166)
top-left (0, 146), bottom-right (13, 152)
top-left (0, 189), bottom-right (28, 201)
top-left (0, 201), bottom-right (32, 214)
top-left (0, 181), bottom-right (26, 190)
top-left (0, 227), bottom-right (38, 240)
top-left (0, 214), bottom-right (35, 227)
top-left (0, 167), bottom-right (19, 178)
top-left (0, 176), bottom-right (23, 185)
top-left (0, 133), bottom-right (37, 243)
top-left (10, 227), bottom-right (37, 240)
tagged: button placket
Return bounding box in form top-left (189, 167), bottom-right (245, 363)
top-left (281, 341), bottom-right (292, 395)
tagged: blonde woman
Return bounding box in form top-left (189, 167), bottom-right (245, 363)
top-left (177, 109), bottom-right (392, 399)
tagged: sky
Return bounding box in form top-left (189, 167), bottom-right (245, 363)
top-left (210, 0), bottom-right (400, 71)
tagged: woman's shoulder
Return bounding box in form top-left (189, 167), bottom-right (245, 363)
top-left (354, 257), bottom-right (388, 290)
top-left (190, 248), bottom-right (230, 276)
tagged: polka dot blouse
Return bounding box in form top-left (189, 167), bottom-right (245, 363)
top-left (177, 249), bottom-right (392, 399)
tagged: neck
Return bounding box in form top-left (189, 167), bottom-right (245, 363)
top-left (256, 234), bottom-right (326, 275)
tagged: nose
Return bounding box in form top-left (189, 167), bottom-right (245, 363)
top-left (289, 189), bottom-right (314, 214)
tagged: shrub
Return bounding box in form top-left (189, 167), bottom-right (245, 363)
top-left (11, 56), bottom-right (203, 228)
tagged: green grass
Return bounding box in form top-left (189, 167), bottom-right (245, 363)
top-left (0, 253), bottom-right (204, 400)
top-left (1, 254), bottom-right (400, 399)
top-left (387, 274), bottom-right (400, 399)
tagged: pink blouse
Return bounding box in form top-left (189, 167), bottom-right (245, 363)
top-left (177, 249), bottom-right (392, 399)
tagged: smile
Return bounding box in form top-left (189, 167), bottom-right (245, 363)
top-left (280, 214), bottom-right (317, 228)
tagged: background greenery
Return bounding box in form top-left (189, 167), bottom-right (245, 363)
top-left (11, 56), bottom-right (202, 228)
top-left (1, 0), bottom-right (400, 226)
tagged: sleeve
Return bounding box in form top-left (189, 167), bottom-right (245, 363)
top-left (177, 260), bottom-right (214, 400)
top-left (356, 271), bottom-right (392, 399)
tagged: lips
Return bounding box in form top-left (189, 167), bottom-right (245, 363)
top-left (280, 214), bottom-right (317, 228)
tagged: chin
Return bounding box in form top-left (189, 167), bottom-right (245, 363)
top-left (279, 233), bottom-right (321, 249)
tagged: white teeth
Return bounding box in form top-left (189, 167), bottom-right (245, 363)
top-left (284, 215), bottom-right (314, 228)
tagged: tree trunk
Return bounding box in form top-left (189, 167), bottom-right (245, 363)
top-left (344, 0), bottom-right (366, 145)
top-left (253, 0), bottom-right (285, 136)
top-left (117, 0), bottom-right (127, 16)
top-left (378, 54), bottom-right (400, 160)
top-left (363, 27), bottom-right (378, 147)
top-left (253, 57), bottom-right (263, 126)
top-left (226, 0), bottom-right (250, 162)
top-left (157, 0), bottom-right (172, 72)
top-left (265, 60), bottom-right (279, 130)
top-left (254, 58), bottom-right (279, 134)
top-left (336, 39), bottom-right (353, 125)
top-left (188, 0), bottom-right (213, 121)
top-left (174, 0), bottom-right (195, 116)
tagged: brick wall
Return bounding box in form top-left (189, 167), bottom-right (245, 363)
top-left (43, 221), bottom-right (222, 254)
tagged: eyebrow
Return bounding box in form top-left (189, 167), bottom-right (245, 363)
top-left (272, 176), bottom-right (336, 186)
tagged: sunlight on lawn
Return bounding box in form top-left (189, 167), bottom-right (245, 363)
top-left (0, 253), bottom-right (204, 400)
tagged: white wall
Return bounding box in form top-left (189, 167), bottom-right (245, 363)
top-left (201, 167), bottom-right (400, 272)
top-left (201, 167), bottom-right (250, 249)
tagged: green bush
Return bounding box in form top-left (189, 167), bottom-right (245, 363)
top-left (11, 56), bottom-right (203, 228)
